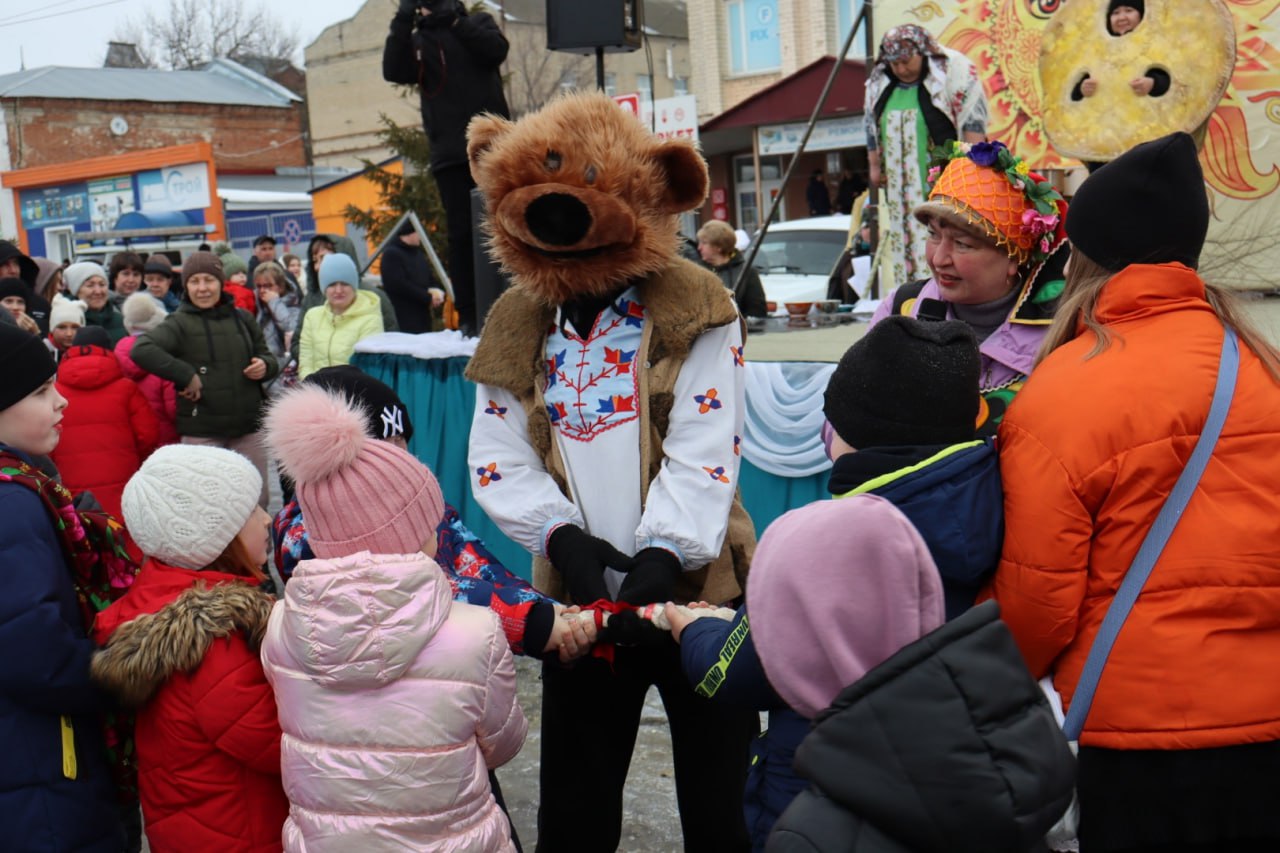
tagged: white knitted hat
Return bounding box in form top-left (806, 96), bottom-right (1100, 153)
top-left (49, 296), bottom-right (87, 329)
top-left (65, 262), bottom-right (107, 298)
top-left (122, 445), bottom-right (262, 570)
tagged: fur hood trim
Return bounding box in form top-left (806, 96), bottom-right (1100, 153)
top-left (91, 582), bottom-right (274, 708)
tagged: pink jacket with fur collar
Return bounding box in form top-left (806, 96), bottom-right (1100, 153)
top-left (260, 550), bottom-right (527, 852)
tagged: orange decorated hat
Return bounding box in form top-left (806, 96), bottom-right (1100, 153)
top-left (914, 141), bottom-right (1066, 268)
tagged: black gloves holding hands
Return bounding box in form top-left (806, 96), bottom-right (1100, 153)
top-left (548, 526), bottom-right (684, 607)
top-left (547, 524), bottom-right (632, 607)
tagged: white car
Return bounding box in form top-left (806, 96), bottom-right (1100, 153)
top-left (748, 214), bottom-right (852, 315)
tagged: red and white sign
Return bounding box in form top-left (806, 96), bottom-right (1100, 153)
top-left (712, 204), bottom-right (729, 220)
top-left (612, 93), bottom-right (641, 117)
top-left (639, 95), bottom-right (699, 143)
top-left (711, 188), bottom-right (727, 205)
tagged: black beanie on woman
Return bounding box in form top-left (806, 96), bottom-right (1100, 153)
top-left (1065, 132), bottom-right (1208, 271)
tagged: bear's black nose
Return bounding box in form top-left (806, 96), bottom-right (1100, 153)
top-left (525, 193), bottom-right (593, 246)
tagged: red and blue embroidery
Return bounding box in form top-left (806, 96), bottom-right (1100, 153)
top-left (703, 465), bottom-right (731, 484)
top-left (544, 291), bottom-right (644, 442)
top-left (694, 388), bottom-right (722, 414)
top-left (733, 435), bottom-right (742, 456)
top-left (730, 345), bottom-right (744, 367)
top-left (484, 400), bottom-right (508, 418)
top-left (476, 462), bottom-right (502, 486)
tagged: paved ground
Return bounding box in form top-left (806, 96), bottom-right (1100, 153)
top-left (496, 657), bottom-right (686, 852)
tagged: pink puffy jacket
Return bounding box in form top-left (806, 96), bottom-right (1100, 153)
top-left (115, 334), bottom-right (179, 446)
top-left (261, 551), bottom-right (527, 852)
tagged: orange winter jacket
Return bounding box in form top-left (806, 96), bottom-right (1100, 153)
top-left (993, 263), bottom-right (1280, 750)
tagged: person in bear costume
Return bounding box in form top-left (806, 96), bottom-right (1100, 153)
top-left (465, 91), bottom-right (759, 852)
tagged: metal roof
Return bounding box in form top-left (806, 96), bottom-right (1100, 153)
top-left (0, 58), bottom-right (300, 107)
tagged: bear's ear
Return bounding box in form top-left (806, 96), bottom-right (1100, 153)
top-left (467, 112), bottom-right (514, 174)
top-left (653, 140), bottom-right (709, 214)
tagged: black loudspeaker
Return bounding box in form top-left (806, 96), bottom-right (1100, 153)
top-left (471, 188), bottom-right (510, 335)
top-left (546, 0), bottom-right (643, 54)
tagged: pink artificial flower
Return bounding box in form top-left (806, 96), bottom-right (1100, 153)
top-left (1021, 208), bottom-right (1059, 236)
top-left (1040, 236), bottom-right (1052, 253)
top-left (927, 165), bottom-right (942, 184)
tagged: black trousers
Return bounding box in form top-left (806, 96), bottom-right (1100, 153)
top-left (433, 163), bottom-right (478, 334)
top-left (535, 643), bottom-right (758, 853)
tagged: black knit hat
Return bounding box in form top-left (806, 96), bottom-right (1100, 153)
top-left (824, 317), bottom-right (980, 449)
top-left (1066, 132), bottom-right (1207, 271)
top-left (304, 365), bottom-right (414, 442)
top-left (1107, 0), bottom-right (1144, 17)
top-left (0, 277), bottom-right (29, 304)
top-left (71, 326), bottom-right (115, 351)
top-left (0, 322), bottom-right (57, 411)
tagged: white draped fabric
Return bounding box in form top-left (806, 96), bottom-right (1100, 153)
top-left (742, 361), bottom-right (835, 477)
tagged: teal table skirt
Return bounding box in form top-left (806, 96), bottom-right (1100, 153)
top-left (352, 352), bottom-right (830, 582)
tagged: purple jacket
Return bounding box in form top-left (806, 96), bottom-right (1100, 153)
top-left (870, 279), bottom-right (1047, 392)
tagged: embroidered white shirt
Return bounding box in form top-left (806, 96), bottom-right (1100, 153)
top-left (469, 286), bottom-right (745, 594)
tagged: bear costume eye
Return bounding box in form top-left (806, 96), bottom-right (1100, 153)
top-left (545, 150), bottom-right (563, 172)
top-left (584, 165), bottom-right (598, 184)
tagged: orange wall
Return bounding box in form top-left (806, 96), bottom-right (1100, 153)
top-left (311, 160), bottom-right (404, 267)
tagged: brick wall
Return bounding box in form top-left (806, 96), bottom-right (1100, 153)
top-left (1, 97), bottom-right (306, 172)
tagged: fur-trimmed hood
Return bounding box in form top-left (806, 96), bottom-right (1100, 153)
top-left (91, 564), bottom-right (274, 708)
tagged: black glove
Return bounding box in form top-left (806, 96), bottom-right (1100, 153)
top-left (616, 547), bottom-right (683, 606)
top-left (598, 609), bottom-right (671, 648)
top-left (396, 0), bottom-right (419, 19)
top-left (547, 525), bottom-right (630, 606)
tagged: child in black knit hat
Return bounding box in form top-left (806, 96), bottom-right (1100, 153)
top-left (822, 315), bottom-right (1002, 618)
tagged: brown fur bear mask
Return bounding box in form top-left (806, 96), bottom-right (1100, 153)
top-left (466, 91), bottom-right (709, 306)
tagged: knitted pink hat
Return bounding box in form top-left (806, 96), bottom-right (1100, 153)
top-left (264, 384), bottom-right (444, 558)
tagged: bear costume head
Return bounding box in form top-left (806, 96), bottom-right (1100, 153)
top-left (467, 91), bottom-right (710, 306)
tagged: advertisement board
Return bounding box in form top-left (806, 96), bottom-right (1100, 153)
top-left (19, 183), bottom-right (89, 229)
top-left (87, 175), bottom-right (136, 233)
top-left (137, 162), bottom-right (213, 213)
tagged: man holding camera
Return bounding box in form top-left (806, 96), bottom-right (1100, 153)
top-left (383, 0), bottom-right (510, 337)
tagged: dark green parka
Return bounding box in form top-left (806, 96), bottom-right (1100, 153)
top-left (130, 293), bottom-right (278, 439)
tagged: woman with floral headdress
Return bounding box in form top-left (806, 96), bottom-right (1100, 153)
top-left (869, 140), bottom-right (1069, 434)
top-left (865, 24), bottom-right (990, 287)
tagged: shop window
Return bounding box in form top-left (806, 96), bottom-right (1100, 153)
top-left (837, 0), bottom-right (868, 53)
top-left (726, 0), bottom-right (781, 76)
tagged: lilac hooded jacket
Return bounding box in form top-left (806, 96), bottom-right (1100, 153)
top-left (260, 551), bottom-right (527, 851)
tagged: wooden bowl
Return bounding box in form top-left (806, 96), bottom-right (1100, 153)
top-left (784, 302), bottom-right (813, 316)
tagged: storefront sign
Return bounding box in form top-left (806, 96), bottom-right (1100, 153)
top-left (19, 183), bottom-right (89, 229)
top-left (757, 115), bottom-right (866, 155)
top-left (88, 175), bottom-right (137, 232)
top-left (638, 95), bottom-right (700, 142)
top-left (138, 162), bottom-right (212, 213)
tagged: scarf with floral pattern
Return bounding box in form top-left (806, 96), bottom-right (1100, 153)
top-left (0, 451), bottom-right (139, 803)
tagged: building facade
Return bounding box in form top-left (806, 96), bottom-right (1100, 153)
top-left (304, 0), bottom-right (693, 169)
top-left (0, 59), bottom-right (310, 256)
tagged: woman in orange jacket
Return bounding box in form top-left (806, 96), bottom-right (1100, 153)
top-left (992, 132), bottom-right (1280, 852)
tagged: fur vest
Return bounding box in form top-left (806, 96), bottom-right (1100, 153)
top-left (466, 257), bottom-right (756, 604)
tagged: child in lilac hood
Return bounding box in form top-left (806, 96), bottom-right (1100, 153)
top-left (260, 384), bottom-right (527, 851)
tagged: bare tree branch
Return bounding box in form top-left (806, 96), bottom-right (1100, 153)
top-left (112, 0), bottom-right (300, 70)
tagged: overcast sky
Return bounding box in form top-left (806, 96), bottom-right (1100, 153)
top-left (2, 0), bottom-right (371, 76)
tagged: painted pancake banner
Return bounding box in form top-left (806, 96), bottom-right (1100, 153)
top-left (873, 0), bottom-right (1280, 289)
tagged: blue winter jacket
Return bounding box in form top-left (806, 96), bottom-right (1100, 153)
top-left (681, 607), bottom-right (809, 851)
top-left (0, 446), bottom-right (124, 852)
top-left (828, 440), bottom-right (1003, 619)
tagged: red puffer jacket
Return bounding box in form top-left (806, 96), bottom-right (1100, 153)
top-left (91, 561), bottom-right (287, 852)
top-left (51, 344), bottom-right (159, 523)
top-left (115, 334), bottom-right (179, 446)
